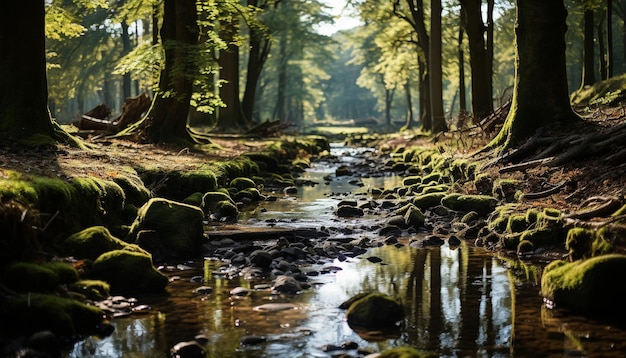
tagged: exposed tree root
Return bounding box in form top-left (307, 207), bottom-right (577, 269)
top-left (564, 196), bottom-right (622, 220)
top-left (520, 180), bottom-right (568, 200)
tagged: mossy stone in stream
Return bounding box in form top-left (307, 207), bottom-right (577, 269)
top-left (421, 184), bottom-right (449, 194)
top-left (230, 177), bottom-right (257, 191)
top-left (128, 198), bottom-right (206, 258)
top-left (412, 192), bottom-right (446, 211)
top-left (441, 194), bottom-right (498, 215)
top-left (0, 293), bottom-right (105, 339)
top-left (506, 214), bottom-right (528, 234)
top-left (64, 226), bottom-right (148, 261)
top-left (41, 261), bottom-right (79, 285)
top-left (215, 200), bottom-right (239, 219)
top-left (420, 172), bottom-right (441, 185)
top-left (233, 188), bottom-right (264, 202)
top-left (402, 176), bottom-right (422, 186)
top-left (541, 254), bottom-right (626, 319)
top-left (202, 191), bottom-right (234, 212)
top-left (395, 203), bottom-right (425, 229)
top-left (91, 250), bottom-right (168, 293)
top-left (68, 279), bottom-right (111, 301)
top-left (243, 153), bottom-right (279, 172)
top-left (566, 228), bottom-right (596, 261)
top-left (345, 293), bottom-right (404, 328)
top-left (2, 262), bottom-right (60, 293)
top-left (182, 192), bottom-right (204, 208)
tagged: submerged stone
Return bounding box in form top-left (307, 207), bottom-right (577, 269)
top-left (541, 254), bottom-right (626, 319)
top-left (91, 250), bottom-right (168, 293)
top-left (345, 293), bottom-right (404, 328)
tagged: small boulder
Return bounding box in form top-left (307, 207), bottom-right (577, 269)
top-left (64, 226), bottom-right (147, 261)
top-left (91, 250), bottom-right (168, 293)
top-left (272, 275), bottom-right (302, 295)
top-left (336, 165), bottom-right (352, 176)
top-left (128, 198), bottom-right (206, 258)
top-left (345, 293), bottom-right (404, 328)
top-left (337, 206), bottom-right (364, 218)
top-left (541, 254), bottom-right (626, 319)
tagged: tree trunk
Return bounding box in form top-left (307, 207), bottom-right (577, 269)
top-left (403, 80), bottom-right (414, 130)
top-left (606, 0), bottom-right (613, 78)
top-left (385, 86), bottom-right (394, 127)
top-left (458, 12), bottom-right (467, 117)
top-left (0, 1), bottom-right (76, 145)
top-left (429, 0), bottom-right (447, 133)
top-left (142, 0), bottom-right (199, 143)
top-left (419, 56), bottom-right (432, 132)
top-left (598, 13), bottom-right (607, 81)
top-left (488, 0), bottom-right (579, 152)
top-left (217, 14), bottom-right (244, 130)
top-left (275, 31), bottom-right (288, 121)
top-left (121, 20), bottom-right (132, 99)
top-left (581, 10), bottom-right (597, 88)
top-left (460, 0), bottom-right (494, 121)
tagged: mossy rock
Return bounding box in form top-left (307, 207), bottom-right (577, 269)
top-left (91, 250), bottom-right (168, 293)
top-left (0, 293), bottom-right (105, 339)
top-left (592, 228), bottom-right (614, 257)
top-left (243, 153), bottom-right (279, 172)
top-left (138, 168), bottom-right (217, 201)
top-left (215, 200), bottom-right (239, 219)
top-left (64, 226), bottom-right (148, 261)
top-left (42, 261), bottom-right (79, 285)
top-left (412, 192), bottom-right (447, 211)
top-left (233, 188), bottom-right (264, 202)
top-left (128, 198), bottom-right (206, 258)
top-left (441, 194), bottom-right (498, 215)
top-left (473, 173), bottom-right (493, 195)
top-left (541, 254), bottom-right (626, 319)
top-left (68, 279), bottom-right (111, 301)
top-left (506, 214), bottom-right (528, 234)
top-left (379, 347), bottom-right (437, 358)
top-left (111, 172), bottom-right (151, 207)
top-left (519, 227), bottom-right (562, 247)
top-left (214, 158), bottom-right (260, 183)
top-left (346, 293), bottom-right (404, 328)
top-left (404, 205), bottom-right (425, 229)
top-left (0, 171), bottom-right (126, 242)
top-left (2, 262), bottom-right (60, 293)
top-left (182, 192), bottom-right (204, 208)
top-left (489, 215), bottom-right (509, 234)
top-left (421, 172), bottom-right (441, 185)
top-left (492, 179), bottom-right (520, 202)
top-left (421, 184), bottom-right (449, 194)
top-left (566, 228), bottom-right (595, 261)
top-left (202, 191), bottom-right (235, 213)
top-left (402, 176), bottom-right (422, 186)
top-left (230, 177), bottom-right (257, 191)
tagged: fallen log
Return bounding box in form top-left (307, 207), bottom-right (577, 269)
top-left (74, 93), bottom-right (150, 134)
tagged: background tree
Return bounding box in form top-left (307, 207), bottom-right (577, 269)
top-left (0, 1), bottom-right (82, 145)
top-left (488, 0), bottom-right (579, 152)
top-left (429, 0), bottom-right (447, 133)
top-left (459, 0), bottom-right (494, 121)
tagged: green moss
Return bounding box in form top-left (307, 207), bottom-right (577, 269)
top-left (461, 211), bottom-right (479, 224)
top-left (492, 179), bottom-right (520, 202)
top-left (543, 208), bottom-right (561, 218)
top-left (525, 209), bottom-right (540, 225)
top-left (64, 226), bottom-right (147, 261)
top-left (182, 192), bottom-right (204, 207)
top-left (0, 293), bottom-right (105, 338)
top-left (489, 215), bottom-right (509, 234)
top-left (441, 194), bottom-right (497, 215)
top-left (2, 262), bottom-right (59, 292)
top-left (234, 188), bottom-right (264, 202)
top-left (346, 293), bottom-right (404, 328)
top-left (473, 173), bottom-right (493, 195)
top-left (592, 228), bottom-right (614, 257)
top-left (69, 279), bottom-right (111, 300)
top-left (412, 192), bottom-right (446, 210)
top-left (421, 184), bottom-right (449, 194)
top-left (541, 254), bottom-right (626, 318)
top-left (111, 171), bottom-right (151, 207)
top-left (566, 228), bottom-right (595, 261)
top-left (128, 198), bottom-right (206, 258)
top-left (502, 233), bottom-right (521, 250)
top-left (243, 153), bottom-right (279, 171)
top-left (507, 214), bottom-right (528, 233)
top-left (202, 191), bottom-right (235, 214)
top-left (520, 228), bottom-right (560, 247)
top-left (251, 176), bottom-right (266, 186)
top-left (92, 250), bottom-right (168, 293)
top-left (215, 200), bottom-right (239, 218)
top-left (379, 347), bottom-right (437, 358)
top-left (402, 176), bottom-right (422, 186)
top-left (42, 261), bottom-right (79, 284)
top-left (421, 172), bottom-right (441, 185)
top-left (230, 177), bottom-right (257, 191)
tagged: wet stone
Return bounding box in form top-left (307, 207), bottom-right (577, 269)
top-left (336, 206), bottom-right (364, 218)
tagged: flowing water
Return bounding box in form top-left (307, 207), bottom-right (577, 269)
top-left (66, 144), bottom-right (626, 357)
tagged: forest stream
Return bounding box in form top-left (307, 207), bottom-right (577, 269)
top-left (64, 144), bottom-right (626, 358)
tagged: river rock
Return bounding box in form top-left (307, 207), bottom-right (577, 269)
top-left (128, 198), bottom-right (206, 258)
top-left (230, 287), bottom-right (250, 297)
top-left (541, 254), bottom-right (626, 319)
top-left (91, 250), bottom-right (168, 293)
top-left (345, 293), bottom-right (404, 328)
top-left (249, 250), bottom-right (272, 268)
top-left (64, 226), bottom-right (148, 261)
top-left (337, 205), bottom-right (364, 217)
top-left (336, 165), bottom-right (352, 176)
top-left (170, 340), bottom-right (205, 358)
top-left (272, 275), bottom-right (302, 294)
top-left (253, 303), bottom-right (298, 312)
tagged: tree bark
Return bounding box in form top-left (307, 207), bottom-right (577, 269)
top-left (488, 0), bottom-right (579, 152)
top-left (217, 13), bottom-right (245, 130)
top-left (429, 0), bottom-right (447, 133)
top-left (460, 0), bottom-right (494, 121)
top-left (581, 10), bottom-right (597, 88)
top-left (607, 0), bottom-right (614, 78)
top-left (0, 1), bottom-right (77, 145)
top-left (141, 0), bottom-right (199, 144)
top-left (458, 11), bottom-right (467, 118)
top-left (403, 80), bottom-right (414, 130)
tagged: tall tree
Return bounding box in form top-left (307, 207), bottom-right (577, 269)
top-left (0, 1), bottom-right (78, 145)
top-left (429, 0), bottom-right (447, 133)
top-left (123, 0), bottom-right (209, 144)
top-left (581, 8), bottom-right (597, 88)
top-left (606, 0), bottom-right (614, 78)
top-left (459, 0), bottom-right (494, 120)
top-left (216, 6), bottom-right (245, 130)
top-left (488, 0), bottom-right (579, 152)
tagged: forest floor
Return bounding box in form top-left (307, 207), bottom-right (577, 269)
top-left (2, 102), bottom-right (626, 256)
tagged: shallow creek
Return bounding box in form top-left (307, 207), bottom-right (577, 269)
top-left (66, 144), bottom-right (626, 357)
